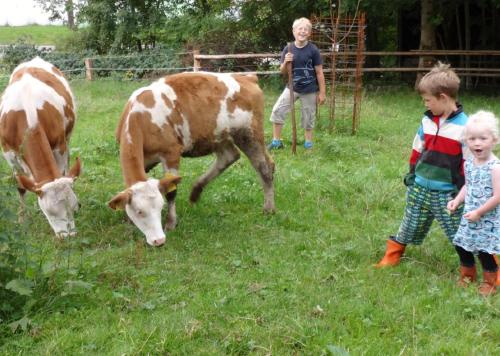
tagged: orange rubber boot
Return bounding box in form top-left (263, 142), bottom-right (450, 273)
top-left (457, 265), bottom-right (476, 287)
top-left (479, 271), bottom-right (498, 297)
top-left (375, 239), bottom-right (406, 268)
top-left (494, 256), bottom-right (500, 286)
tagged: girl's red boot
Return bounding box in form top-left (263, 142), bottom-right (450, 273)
top-left (457, 265), bottom-right (476, 287)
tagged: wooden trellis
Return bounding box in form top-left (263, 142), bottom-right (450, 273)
top-left (311, 12), bottom-right (366, 134)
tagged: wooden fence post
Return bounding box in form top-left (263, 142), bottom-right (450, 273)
top-left (193, 49), bottom-right (200, 72)
top-left (85, 58), bottom-right (93, 81)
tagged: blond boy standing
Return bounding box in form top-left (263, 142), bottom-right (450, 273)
top-left (268, 17), bottom-right (326, 150)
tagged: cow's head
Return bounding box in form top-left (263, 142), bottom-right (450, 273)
top-left (108, 175), bottom-right (181, 247)
top-left (16, 157), bottom-right (81, 238)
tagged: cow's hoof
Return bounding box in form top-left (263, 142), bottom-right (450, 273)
top-left (189, 186), bottom-right (203, 203)
top-left (165, 223), bottom-right (177, 231)
top-left (263, 206), bottom-right (276, 214)
top-left (165, 221), bottom-right (177, 231)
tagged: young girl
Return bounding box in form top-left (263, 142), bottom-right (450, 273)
top-left (448, 110), bottom-right (500, 296)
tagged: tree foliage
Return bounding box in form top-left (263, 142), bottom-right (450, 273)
top-left (68, 0), bottom-right (335, 54)
top-left (34, 0), bottom-right (83, 29)
top-left (33, 0), bottom-right (500, 55)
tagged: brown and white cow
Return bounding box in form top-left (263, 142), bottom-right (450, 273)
top-left (108, 72), bottom-right (275, 246)
top-left (0, 57), bottom-right (81, 237)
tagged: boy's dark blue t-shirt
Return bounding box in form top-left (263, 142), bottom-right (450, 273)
top-left (280, 42), bottom-right (322, 94)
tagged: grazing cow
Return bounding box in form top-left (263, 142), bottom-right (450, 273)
top-left (108, 72), bottom-right (275, 246)
top-left (0, 57), bottom-right (81, 238)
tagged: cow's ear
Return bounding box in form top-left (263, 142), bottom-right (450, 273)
top-left (16, 174), bottom-right (43, 196)
top-left (108, 190), bottom-right (132, 210)
top-left (158, 174), bottom-right (182, 194)
top-left (68, 157), bottom-right (82, 179)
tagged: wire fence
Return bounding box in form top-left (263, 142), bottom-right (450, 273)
top-left (2, 50), bottom-right (500, 86)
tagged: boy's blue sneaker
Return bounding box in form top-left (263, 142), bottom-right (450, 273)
top-left (304, 141), bottom-right (313, 149)
top-left (267, 139), bottom-right (284, 150)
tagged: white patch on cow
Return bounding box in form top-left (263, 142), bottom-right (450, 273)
top-left (125, 179), bottom-right (166, 246)
top-left (10, 57), bottom-right (55, 82)
top-left (193, 72), bottom-right (253, 136)
top-left (206, 72), bottom-right (241, 98)
top-left (3, 150), bottom-right (32, 177)
top-left (13, 57), bottom-right (70, 91)
top-left (1, 73), bottom-right (68, 129)
top-left (124, 80), bottom-right (178, 144)
top-left (175, 113), bottom-right (192, 151)
top-left (37, 177), bottom-right (78, 237)
top-left (9, 57), bottom-right (75, 119)
top-left (124, 121), bottom-right (133, 144)
top-left (209, 75), bottom-right (251, 136)
top-left (215, 102), bottom-right (253, 136)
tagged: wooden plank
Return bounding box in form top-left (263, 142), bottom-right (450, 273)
top-left (193, 50), bottom-right (500, 61)
top-left (194, 53), bottom-right (279, 60)
top-left (84, 58), bottom-right (93, 81)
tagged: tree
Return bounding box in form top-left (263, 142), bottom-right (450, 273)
top-left (34, 0), bottom-right (83, 29)
top-left (77, 0), bottom-right (173, 54)
top-left (415, 0), bottom-right (437, 86)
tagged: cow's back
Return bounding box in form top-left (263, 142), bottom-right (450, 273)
top-left (117, 72), bottom-right (265, 159)
top-left (164, 72), bottom-right (265, 153)
top-left (0, 57), bottom-right (75, 154)
top-left (164, 72), bottom-right (263, 127)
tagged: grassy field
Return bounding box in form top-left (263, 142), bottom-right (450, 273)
top-left (0, 25), bottom-right (71, 45)
top-left (0, 77), bottom-right (500, 354)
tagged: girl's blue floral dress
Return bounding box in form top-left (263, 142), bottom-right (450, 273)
top-left (453, 158), bottom-right (500, 254)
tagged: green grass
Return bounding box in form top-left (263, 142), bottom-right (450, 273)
top-left (1, 78), bottom-right (500, 354)
top-left (0, 25), bottom-right (71, 45)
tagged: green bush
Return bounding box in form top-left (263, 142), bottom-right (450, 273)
top-left (89, 47), bottom-right (184, 79)
top-left (1, 41), bottom-right (42, 71)
top-left (1, 41), bottom-right (184, 79)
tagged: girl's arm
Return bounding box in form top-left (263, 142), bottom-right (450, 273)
top-left (464, 164), bottom-right (500, 221)
top-left (447, 185), bottom-right (467, 212)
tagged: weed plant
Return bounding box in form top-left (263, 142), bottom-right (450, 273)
top-left (0, 79), bottom-right (499, 354)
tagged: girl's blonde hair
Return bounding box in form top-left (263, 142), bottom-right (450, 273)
top-left (464, 110), bottom-right (500, 140)
top-left (292, 17), bottom-right (312, 31)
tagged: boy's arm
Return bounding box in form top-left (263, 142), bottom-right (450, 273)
top-left (280, 52), bottom-right (293, 75)
top-left (409, 125), bottom-right (425, 173)
top-left (403, 124), bottom-right (424, 186)
top-left (315, 64), bottom-right (326, 105)
top-left (464, 164), bottom-right (500, 221)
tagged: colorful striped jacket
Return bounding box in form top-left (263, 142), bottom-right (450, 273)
top-left (409, 105), bottom-right (469, 191)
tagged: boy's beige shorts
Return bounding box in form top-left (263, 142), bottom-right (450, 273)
top-left (270, 87), bottom-right (317, 129)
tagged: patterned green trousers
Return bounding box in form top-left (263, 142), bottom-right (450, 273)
top-left (395, 184), bottom-right (463, 245)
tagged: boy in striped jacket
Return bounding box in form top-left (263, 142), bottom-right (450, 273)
top-left (375, 62), bottom-right (469, 268)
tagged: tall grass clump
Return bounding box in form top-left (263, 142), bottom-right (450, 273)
top-left (0, 178), bottom-right (40, 334)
